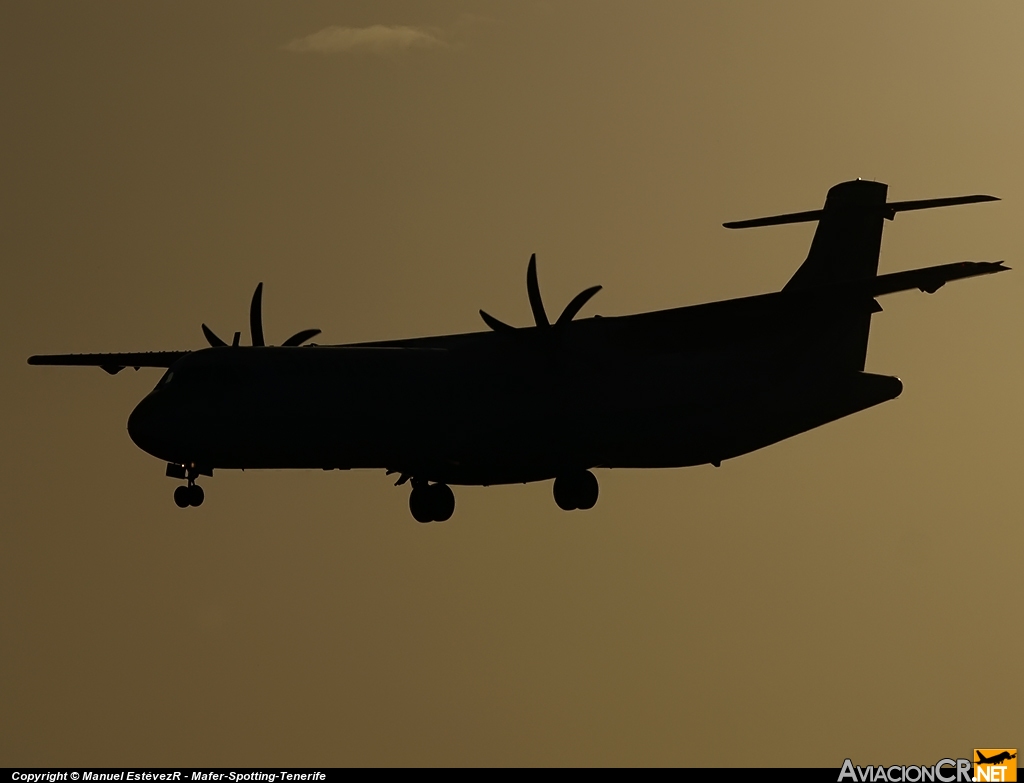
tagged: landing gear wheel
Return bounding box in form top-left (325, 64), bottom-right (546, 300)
top-left (575, 471), bottom-right (598, 510)
top-left (553, 476), bottom-right (577, 511)
top-left (187, 484), bottom-right (205, 507)
top-left (409, 482), bottom-right (456, 523)
top-left (173, 486), bottom-right (191, 508)
top-left (553, 470), bottom-right (599, 511)
top-left (409, 486), bottom-right (434, 523)
top-left (428, 483), bottom-right (455, 522)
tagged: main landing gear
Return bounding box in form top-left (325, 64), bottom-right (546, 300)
top-left (553, 470), bottom-right (599, 511)
top-left (409, 480), bottom-right (455, 523)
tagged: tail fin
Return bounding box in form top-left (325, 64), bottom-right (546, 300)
top-left (784, 180), bottom-right (889, 292)
top-left (724, 180), bottom-right (999, 371)
top-left (723, 181), bottom-right (998, 291)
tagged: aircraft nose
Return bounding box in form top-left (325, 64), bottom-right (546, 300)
top-left (127, 392), bottom-right (172, 459)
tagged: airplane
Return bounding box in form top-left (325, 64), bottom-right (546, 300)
top-left (28, 179), bottom-right (1008, 522)
top-left (976, 752), bottom-right (1017, 765)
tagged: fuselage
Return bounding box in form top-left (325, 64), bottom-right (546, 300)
top-left (31, 178), bottom-right (1004, 516)
top-left (126, 291), bottom-right (903, 486)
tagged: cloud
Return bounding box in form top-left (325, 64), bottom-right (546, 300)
top-left (284, 25), bottom-right (446, 55)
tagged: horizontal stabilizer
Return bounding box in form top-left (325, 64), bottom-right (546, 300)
top-left (869, 260), bottom-right (1009, 296)
top-left (724, 193), bottom-right (998, 229)
top-left (884, 194), bottom-right (999, 215)
top-left (27, 351), bottom-right (188, 374)
top-left (724, 209), bottom-right (824, 229)
top-left (790, 260), bottom-right (1010, 302)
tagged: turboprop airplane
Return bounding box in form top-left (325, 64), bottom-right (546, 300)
top-left (28, 179), bottom-right (1007, 522)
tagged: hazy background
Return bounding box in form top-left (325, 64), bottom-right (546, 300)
top-left (1, 0), bottom-right (1020, 766)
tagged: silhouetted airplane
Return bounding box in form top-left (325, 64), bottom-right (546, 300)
top-left (976, 752), bottom-right (1016, 765)
top-left (29, 180), bottom-right (1007, 522)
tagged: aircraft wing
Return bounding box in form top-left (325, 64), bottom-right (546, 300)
top-left (27, 351), bottom-right (188, 374)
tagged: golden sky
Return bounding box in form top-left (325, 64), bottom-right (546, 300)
top-left (1, 0), bottom-right (1021, 766)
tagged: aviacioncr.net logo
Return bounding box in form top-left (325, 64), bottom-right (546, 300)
top-left (974, 749), bottom-right (1017, 783)
top-left (839, 758), bottom-right (973, 782)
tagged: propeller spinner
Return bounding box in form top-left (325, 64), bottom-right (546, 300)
top-left (480, 254), bottom-right (601, 332)
top-left (202, 283), bottom-right (321, 348)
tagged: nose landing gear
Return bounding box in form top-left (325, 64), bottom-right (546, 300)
top-left (167, 463), bottom-right (207, 508)
top-left (173, 481), bottom-right (205, 508)
top-left (409, 480), bottom-right (455, 523)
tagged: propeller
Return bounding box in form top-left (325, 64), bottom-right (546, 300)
top-left (479, 254), bottom-right (601, 332)
top-left (201, 283), bottom-right (321, 348)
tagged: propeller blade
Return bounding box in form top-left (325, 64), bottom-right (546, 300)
top-left (526, 254), bottom-right (550, 328)
top-left (282, 328), bottom-right (322, 347)
top-left (250, 283), bottom-right (265, 346)
top-left (556, 285), bottom-right (602, 326)
top-left (479, 310), bottom-right (515, 332)
top-left (201, 323), bottom-right (227, 347)
top-left (231, 332), bottom-right (240, 347)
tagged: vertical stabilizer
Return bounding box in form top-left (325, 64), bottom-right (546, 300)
top-left (783, 180), bottom-right (887, 371)
top-left (783, 179), bottom-right (888, 292)
top-left (721, 179), bottom-right (999, 372)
